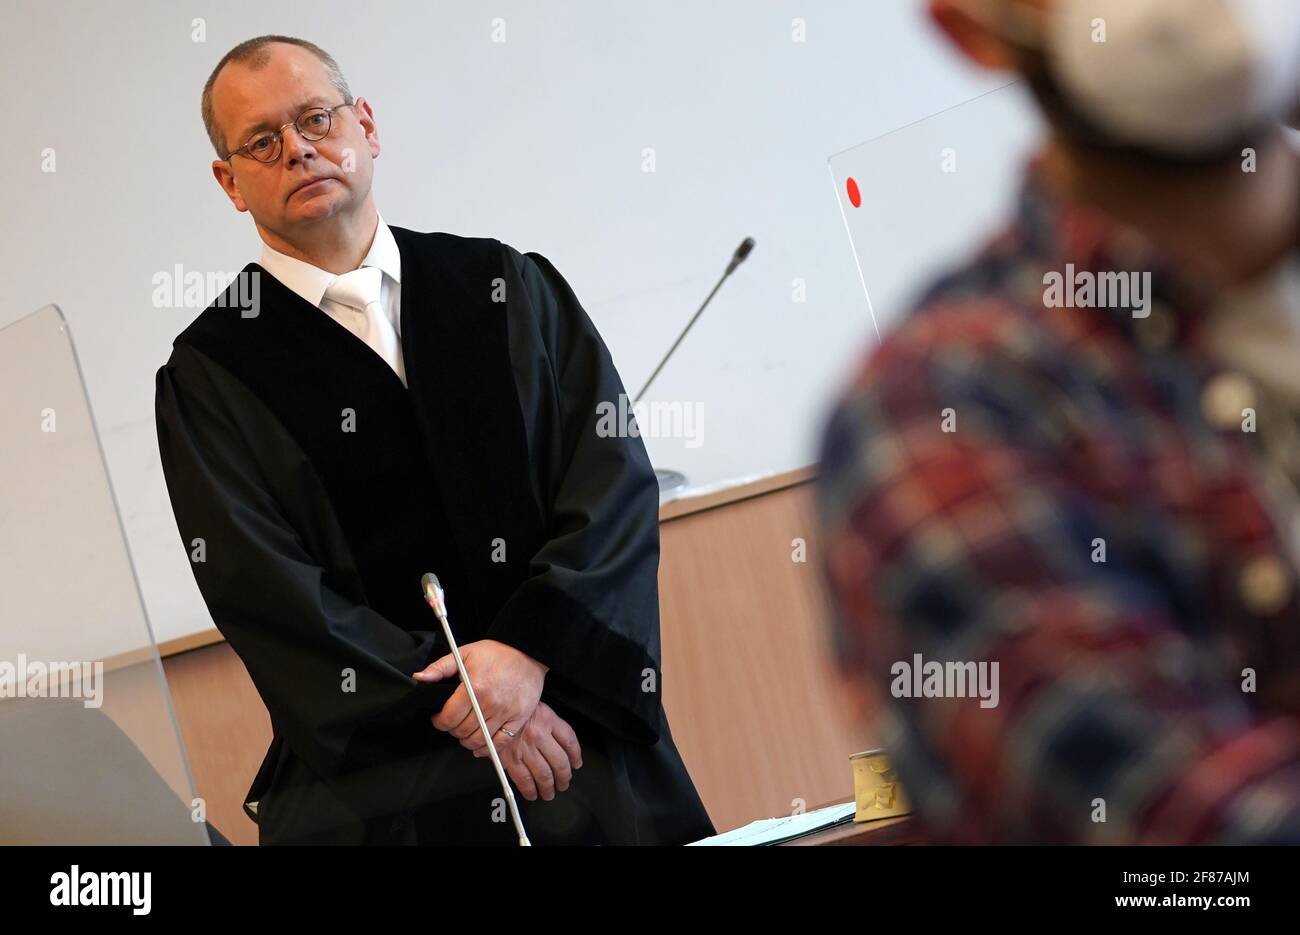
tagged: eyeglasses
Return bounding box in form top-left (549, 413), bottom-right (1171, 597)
top-left (226, 102), bottom-right (356, 164)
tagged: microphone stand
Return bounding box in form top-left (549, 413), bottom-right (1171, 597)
top-left (635, 238), bottom-right (754, 495)
top-left (421, 573), bottom-right (530, 846)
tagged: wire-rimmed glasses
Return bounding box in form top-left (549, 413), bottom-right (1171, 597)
top-left (226, 102), bottom-right (355, 164)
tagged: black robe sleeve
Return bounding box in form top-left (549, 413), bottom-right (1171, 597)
top-left (155, 344), bottom-right (461, 825)
top-left (485, 248), bottom-right (665, 746)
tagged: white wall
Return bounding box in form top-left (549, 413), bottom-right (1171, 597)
top-left (1, 0), bottom-right (1011, 643)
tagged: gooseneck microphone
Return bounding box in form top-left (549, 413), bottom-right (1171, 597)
top-left (421, 572), bottom-right (531, 846)
top-left (633, 237), bottom-right (755, 403)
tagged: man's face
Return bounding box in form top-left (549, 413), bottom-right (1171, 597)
top-left (209, 43), bottom-right (379, 235)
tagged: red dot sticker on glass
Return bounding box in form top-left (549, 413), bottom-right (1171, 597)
top-left (846, 177), bottom-right (861, 208)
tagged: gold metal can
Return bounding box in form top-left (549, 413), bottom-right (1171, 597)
top-left (850, 748), bottom-right (911, 823)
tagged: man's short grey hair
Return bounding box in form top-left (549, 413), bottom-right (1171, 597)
top-left (201, 35), bottom-right (353, 159)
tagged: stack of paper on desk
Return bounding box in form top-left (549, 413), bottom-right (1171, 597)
top-left (686, 802), bottom-right (856, 846)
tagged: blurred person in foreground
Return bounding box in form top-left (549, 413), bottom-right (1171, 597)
top-left (817, 0), bottom-right (1300, 843)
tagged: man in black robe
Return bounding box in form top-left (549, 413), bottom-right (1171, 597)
top-left (155, 34), bottom-right (715, 845)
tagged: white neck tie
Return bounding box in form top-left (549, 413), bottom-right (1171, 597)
top-left (322, 266), bottom-right (407, 387)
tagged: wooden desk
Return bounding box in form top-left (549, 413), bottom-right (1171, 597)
top-left (782, 814), bottom-right (921, 846)
top-left (765, 797), bottom-right (922, 846)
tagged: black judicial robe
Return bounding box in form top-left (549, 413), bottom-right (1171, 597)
top-left (154, 225), bottom-right (716, 845)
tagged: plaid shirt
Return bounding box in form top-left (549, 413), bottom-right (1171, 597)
top-left (816, 160), bottom-right (1300, 844)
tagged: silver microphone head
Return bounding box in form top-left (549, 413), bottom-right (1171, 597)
top-left (421, 572), bottom-right (446, 617)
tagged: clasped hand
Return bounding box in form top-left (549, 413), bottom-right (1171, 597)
top-left (412, 639), bottom-right (582, 801)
